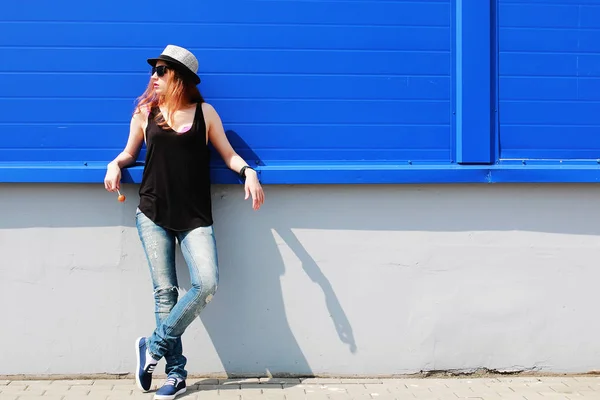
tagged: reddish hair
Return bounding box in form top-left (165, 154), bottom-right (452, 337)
top-left (134, 64), bottom-right (204, 128)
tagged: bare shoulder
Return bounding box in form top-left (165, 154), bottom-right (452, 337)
top-left (202, 102), bottom-right (217, 114)
top-left (133, 104), bottom-right (151, 120)
top-left (202, 102), bottom-right (221, 122)
top-left (132, 105), bottom-right (151, 128)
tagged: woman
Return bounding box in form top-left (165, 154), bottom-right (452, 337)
top-left (104, 45), bottom-right (264, 400)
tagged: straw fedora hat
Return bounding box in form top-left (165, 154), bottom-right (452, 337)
top-left (147, 45), bottom-right (201, 85)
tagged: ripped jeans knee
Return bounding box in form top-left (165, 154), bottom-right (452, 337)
top-left (154, 286), bottom-right (179, 319)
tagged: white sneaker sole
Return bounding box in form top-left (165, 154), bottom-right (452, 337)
top-left (154, 386), bottom-right (187, 400)
top-left (135, 336), bottom-right (149, 392)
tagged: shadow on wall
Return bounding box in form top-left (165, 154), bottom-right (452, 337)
top-left (176, 217), bottom-right (358, 378)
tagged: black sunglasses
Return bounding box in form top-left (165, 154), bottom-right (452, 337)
top-left (151, 65), bottom-right (169, 77)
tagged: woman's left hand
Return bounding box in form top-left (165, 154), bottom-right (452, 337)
top-left (244, 170), bottom-right (265, 210)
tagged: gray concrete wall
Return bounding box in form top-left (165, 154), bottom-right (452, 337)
top-left (1, 183), bottom-right (600, 377)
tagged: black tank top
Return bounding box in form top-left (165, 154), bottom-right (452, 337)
top-left (138, 102), bottom-right (213, 231)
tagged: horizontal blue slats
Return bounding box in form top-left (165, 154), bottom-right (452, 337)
top-left (7, 0), bottom-right (600, 183)
top-left (498, 0), bottom-right (600, 160)
top-left (501, 4), bottom-right (579, 28)
top-left (501, 53), bottom-right (577, 76)
top-left (1, 99), bottom-right (451, 125)
top-left (1, 125), bottom-right (449, 150)
top-left (0, 0), bottom-right (453, 177)
top-left (15, 0), bottom-right (600, 181)
top-left (501, 28), bottom-right (600, 54)
top-left (502, 102), bottom-right (600, 125)
top-left (501, 29), bottom-right (579, 53)
top-left (0, 23), bottom-right (450, 51)
top-left (0, 149), bottom-right (451, 163)
top-left (501, 125), bottom-right (600, 159)
top-left (502, 77), bottom-right (600, 101)
top-left (1, 1), bottom-right (449, 26)
top-left (0, 74), bottom-right (451, 100)
top-left (0, 48), bottom-right (451, 75)
top-left (501, 77), bottom-right (578, 100)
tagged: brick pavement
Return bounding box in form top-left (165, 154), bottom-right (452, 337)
top-left (1, 376), bottom-right (600, 400)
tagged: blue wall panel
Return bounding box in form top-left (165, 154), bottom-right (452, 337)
top-left (499, 0), bottom-right (600, 160)
top-left (5, 0), bottom-right (600, 184)
top-left (0, 0), bottom-right (453, 183)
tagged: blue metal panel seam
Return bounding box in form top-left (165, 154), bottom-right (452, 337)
top-left (455, 0), bottom-right (493, 164)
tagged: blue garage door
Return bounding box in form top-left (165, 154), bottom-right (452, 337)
top-left (499, 0), bottom-right (600, 160)
top-left (0, 0), bottom-right (452, 172)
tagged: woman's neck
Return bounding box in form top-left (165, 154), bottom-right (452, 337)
top-left (158, 99), bottom-right (194, 113)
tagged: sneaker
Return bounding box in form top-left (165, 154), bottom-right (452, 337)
top-left (154, 376), bottom-right (187, 400)
top-left (135, 336), bottom-right (158, 392)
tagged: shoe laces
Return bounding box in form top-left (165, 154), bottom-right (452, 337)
top-left (146, 364), bottom-right (156, 374)
top-left (165, 376), bottom-right (178, 386)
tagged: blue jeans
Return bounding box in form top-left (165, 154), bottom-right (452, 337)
top-left (135, 208), bottom-right (219, 380)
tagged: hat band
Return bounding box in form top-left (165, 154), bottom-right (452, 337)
top-left (159, 55), bottom-right (194, 72)
top-left (147, 53), bottom-right (201, 84)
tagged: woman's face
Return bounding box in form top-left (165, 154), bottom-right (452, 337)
top-left (151, 60), bottom-right (170, 95)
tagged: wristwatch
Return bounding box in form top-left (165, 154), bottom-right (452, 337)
top-left (239, 165), bottom-right (254, 180)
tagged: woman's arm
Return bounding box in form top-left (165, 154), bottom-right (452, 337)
top-left (109, 112), bottom-right (146, 168)
top-left (203, 102), bottom-right (265, 210)
top-left (104, 111), bottom-right (146, 191)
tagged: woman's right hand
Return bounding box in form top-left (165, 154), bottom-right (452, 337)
top-left (104, 163), bottom-right (122, 192)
